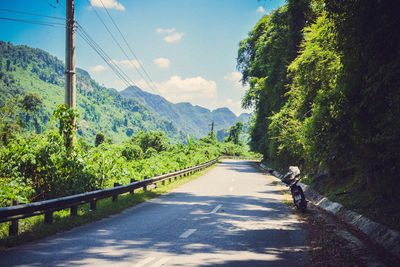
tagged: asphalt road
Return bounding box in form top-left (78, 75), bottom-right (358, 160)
top-left (0, 159), bottom-right (308, 266)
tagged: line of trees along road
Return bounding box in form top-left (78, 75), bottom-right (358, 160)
top-left (238, 0), bottom-right (399, 207)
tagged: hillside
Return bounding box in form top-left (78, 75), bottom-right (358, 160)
top-left (120, 86), bottom-right (250, 138)
top-left (0, 41), bottom-right (185, 143)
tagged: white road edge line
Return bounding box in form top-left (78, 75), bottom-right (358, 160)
top-left (210, 204), bottom-right (222, 214)
top-left (133, 257), bottom-right (156, 267)
top-left (179, 229), bottom-right (197, 238)
top-left (149, 257), bottom-right (170, 267)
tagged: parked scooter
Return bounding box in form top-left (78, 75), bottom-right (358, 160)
top-left (282, 166), bottom-right (307, 212)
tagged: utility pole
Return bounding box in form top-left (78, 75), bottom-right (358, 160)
top-left (64, 0), bottom-right (76, 150)
top-left (209, 121), bottom-right (216, 138)
top-left (65, 0), bottom-right (76, 111)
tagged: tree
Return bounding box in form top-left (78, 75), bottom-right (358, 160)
top-left (52, 104), bottom-right (79, 154)
top-left (227, 121), bottom-right (244, 145)
top-left (95, 132), bottom-right (105, 147)
top-left (21, 92), bottom-right (43, 133)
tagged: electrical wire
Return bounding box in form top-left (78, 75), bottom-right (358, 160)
top-left (76, 22), bottom-right (137, 89)
top-left (87, 0), bottom-right (154, 92)
top-left (0, 8), bottom-right (65, 20)
top-left (76, 29), bottom-right (132, 89)
top-left (97, 0), bottom-right (160, 94)
top-left (0, 17), bottom-right (65, 28)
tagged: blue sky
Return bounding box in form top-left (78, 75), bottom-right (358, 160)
top-left (0, 0), bottom-right (285, 115)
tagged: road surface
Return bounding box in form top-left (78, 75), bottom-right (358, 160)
top-left (0, 159), bottom-right (308, 266)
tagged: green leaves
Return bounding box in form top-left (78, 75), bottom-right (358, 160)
top-left (52, 104), bottom-right (79, 153)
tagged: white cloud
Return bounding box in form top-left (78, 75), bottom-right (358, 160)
top-left (156, 28), bottom-right (176, 34)
top-left (154, 57), bottom-right (170, 68)
top-left (89, 0), bottom-right (125, 10)
top-left (256, 6), bottom-right (265, 13)
top-left (154, 76), bottom-right (217, 102)
top-left (224, 71), bottom-right (244, 88)
top-left (109, 59), bottom-right (141, 69)
top-left (90, 65), bottom-right (106, 72)
top-left (164, 32), bottom-right (184, 43)
top-left (156, 27), bottom-right (184, 43)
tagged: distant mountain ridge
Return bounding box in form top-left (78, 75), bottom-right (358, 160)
top-left (0, 40), bottom-right (249, 142)
top-left (0, 40), bottom-right (184, 143)
top-left (120, 86), bottom-right (250, 138)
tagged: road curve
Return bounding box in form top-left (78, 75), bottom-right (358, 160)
top-left (0, 159), bottom-right (308, 266)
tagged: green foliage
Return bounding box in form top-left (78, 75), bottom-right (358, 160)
top-left (227, 121), bottom-right (244, 145)
top-left (0, 122), bottom-right (258, 208)
top-left (95, 132), bottom-right (105, 147)
top-left (237, 2), bottom-right (309, 155)
top-left (130, 131), bottom-right (169, 153)
top-left (143, 147), bottom-right (157, 159)
top-left (239, 0), bottom-right (400, 225)
top-left (94, 132), bottom-right (112, 147)
top-left (21, 92), bottom-right (43, 113)
top-left (52, 104), bottom-right (79, 153)
top-left (121, 143), bottom-right (142, 161)
top-left (0, 131), bottom-right (96, 204)
top-left (0, 96), bottom-right (23, 145)
top-left (186, 134), bottom-right (195, 153)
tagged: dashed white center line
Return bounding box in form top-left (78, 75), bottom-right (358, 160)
top-left (134, 257), bottom-right (156, 267)
top-left (149, 257), bottom-right (170, 267)
top-left (210, 204), bottom-right (222, 214)
top-left (179, 229), bottom-right (197, 238)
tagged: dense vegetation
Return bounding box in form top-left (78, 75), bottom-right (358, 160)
top-left (0, 40), bottom-right (185, 143)
top-left (0, 100), bottom-right (258, 207)
top-left (239, 0), bottom-right (400, 227)
top-left (0, 41), bottom-right (259, 209)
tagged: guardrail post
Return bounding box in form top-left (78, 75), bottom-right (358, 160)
top-left (45, 211), bottom-right (53, 224)
top-left (70, 205), bottom-right (78, 216)
top-left (162, 173), bottom-right (166, 186)
top-left (154, 174), bottom-right (158, 189)
top-left (89, 187), bottom-right (97, 211)
top-left (130, 178), bottom-right (136, 194)
top-left (90, 200), bottom-right (96, 211)
top-left (143, 176), bottom-right (148, 191)
top-left (113, 183), bottom-right (121, 201)
top-left (9, 200), bottom-right (19, 236)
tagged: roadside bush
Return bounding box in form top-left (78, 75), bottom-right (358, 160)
top-left (122, 144), bottom-right (142, 161)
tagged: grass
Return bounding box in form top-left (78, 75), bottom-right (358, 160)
top-left (310, 174), bottom-right (400, 232)
top-left (0, 163), bottom-right (217, 249)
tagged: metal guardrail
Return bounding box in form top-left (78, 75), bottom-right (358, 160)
top-left (221, 155), bottom-right (262, 161)
top-left (0, 157), bottom-right (220, 236)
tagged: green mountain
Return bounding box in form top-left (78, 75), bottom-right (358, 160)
top-left (0, 40), bottom-right (184, 143)
top-left (120, 86), bottom-right (251, 138)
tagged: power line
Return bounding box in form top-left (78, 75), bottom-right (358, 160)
top-left (87, 0), bottom-right (156, 92)
top-left (76, 29), bottom-right (132, 89)
top-left (87, 2), bottom-right (140, 87)
top-left (0, 8), bottom-right (65, 20)
top-left (0, 16), bottom-right (65, 28)
top-left (76, 26), bottom-right (133, 88)
top-left (97, 0), bottom-right (160, 94)
top-left (75, 22), bottom-right (137, 89)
